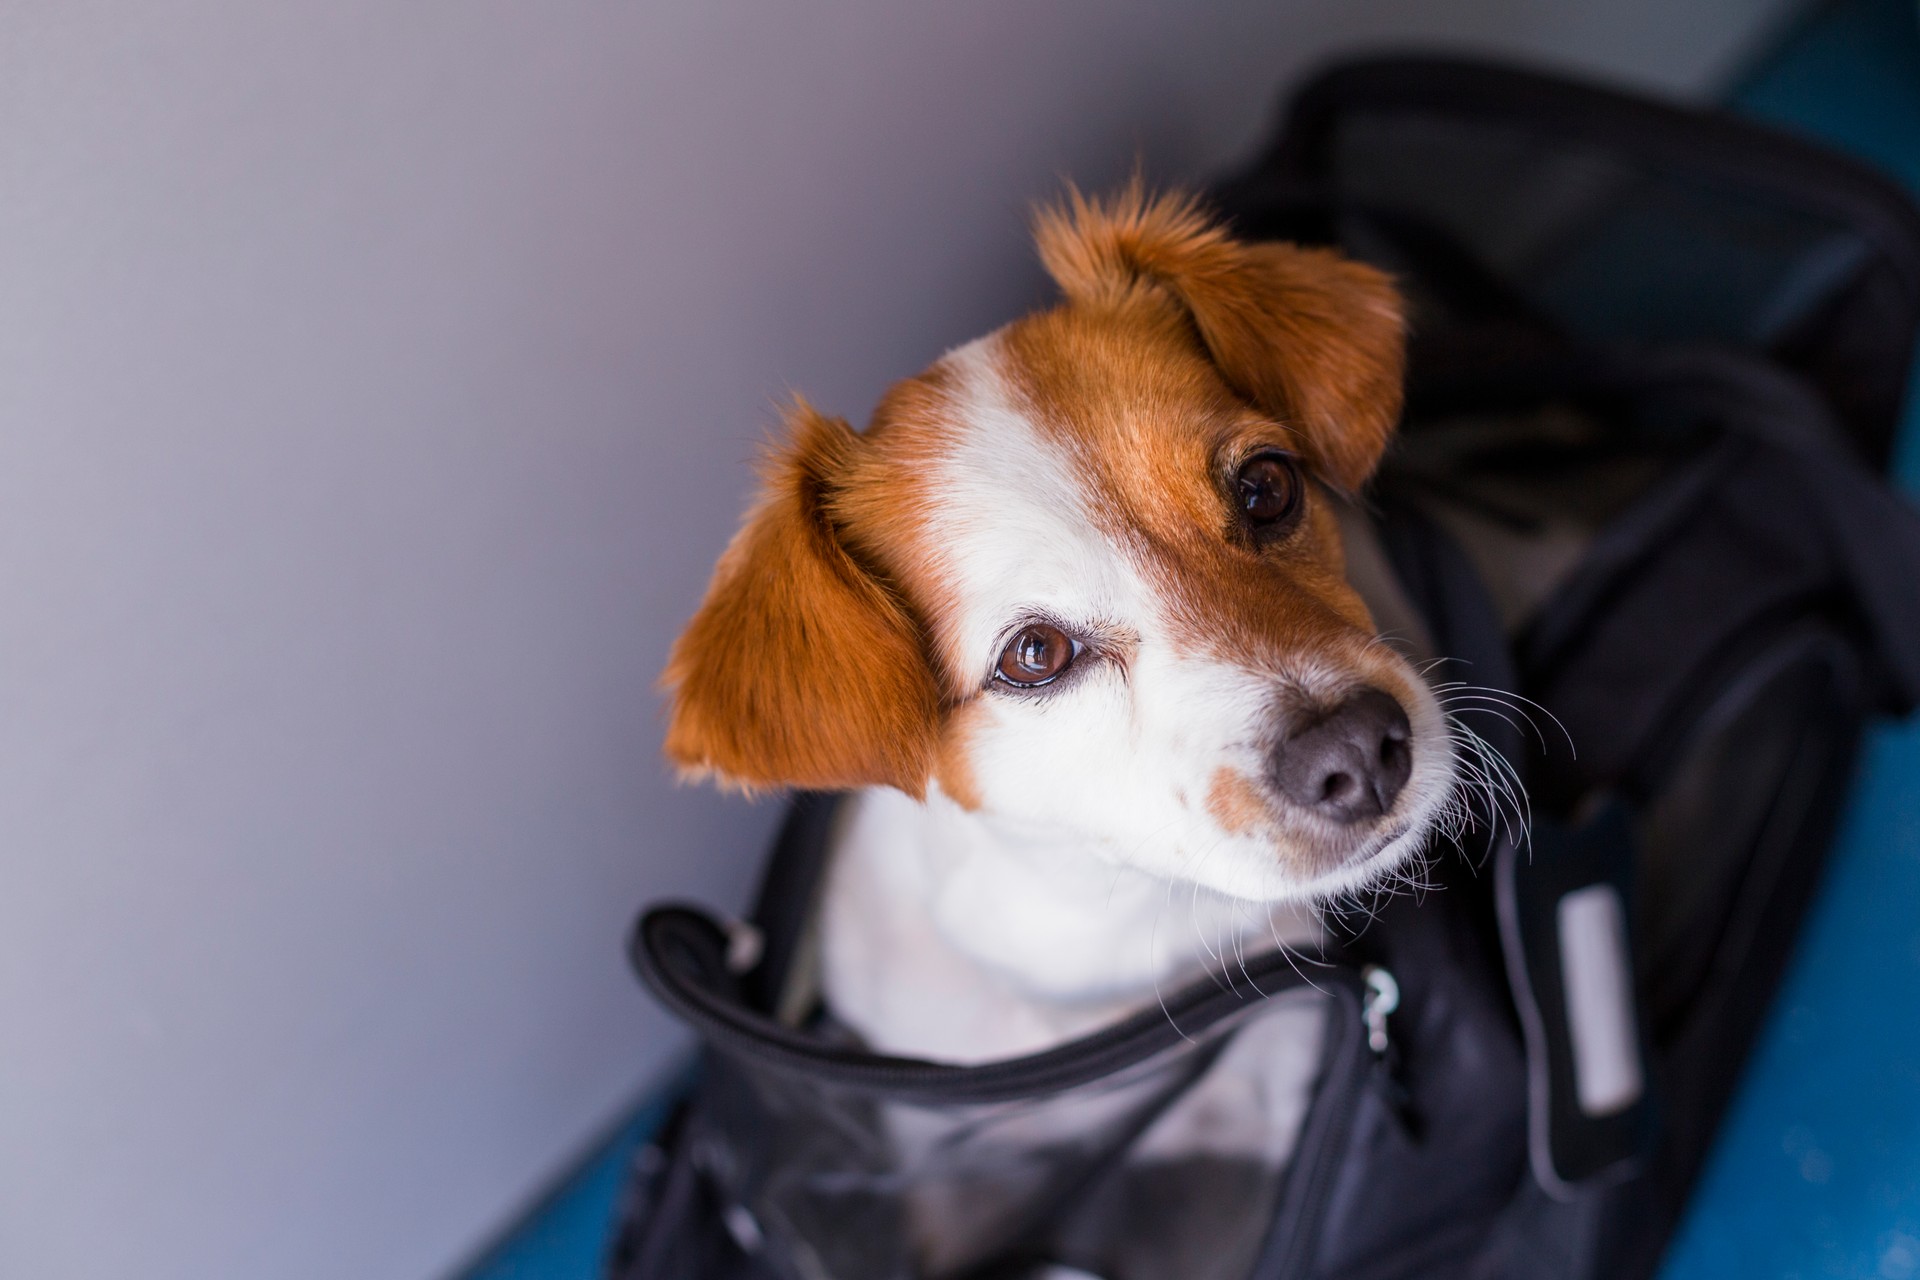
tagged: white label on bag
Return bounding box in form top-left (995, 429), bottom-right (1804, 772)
top-left (1557, 884), bottom-right (1645, 1117)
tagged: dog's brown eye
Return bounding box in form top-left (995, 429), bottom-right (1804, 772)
top-left (1236, 453), bottom-right (1302, 534)
top-left (996, 624), bottom-right (1076, 687)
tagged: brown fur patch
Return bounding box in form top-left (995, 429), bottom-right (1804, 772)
top-left (825, 367), bottom-right (981, 701)
top-left (998, 276), bottom-right (1379, 671)
top-left (1033, 181), bottom-right (1404, 492)
top-left (1206, 767), bottom-right (1273, 836)
top-left (661, 400), bottom-right (942, 795)
top-left (933, 701), bottom-right (987, 811)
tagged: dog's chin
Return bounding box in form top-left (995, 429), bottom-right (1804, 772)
top-left (1198, 777), bottom-right (1454, 908)
top-left (1284, 820), bottom-right (1430, 903)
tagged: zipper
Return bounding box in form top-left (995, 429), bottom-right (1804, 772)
top-left (1362, 965), bottom-right (1424, 1142)
top-left (1362, 965), bottom-right (1399, 1053)
top-left (1249, 970), bottom-right (1377, 1279)
top-left (634, 903), bottom-right (1366, 1105)
top-left (1250, 963), bottom-right (1426, 1279)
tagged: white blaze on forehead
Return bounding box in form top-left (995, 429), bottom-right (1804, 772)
top-left (915, 337), bottom-right (1273, 887)
top-left (923, 336), bottom-right (1138, 676)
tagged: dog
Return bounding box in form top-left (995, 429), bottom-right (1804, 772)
top-left (660, 185), bottom-right (1457, 1068)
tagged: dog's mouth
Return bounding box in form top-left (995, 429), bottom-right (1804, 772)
top-left (1337, 819), bottom-right (1421, 880)
top-left (1272, 815), bottom-right (1418, 887)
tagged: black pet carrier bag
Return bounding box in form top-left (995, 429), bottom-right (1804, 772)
top-left (612, 58), bottom-right (1920, 1280)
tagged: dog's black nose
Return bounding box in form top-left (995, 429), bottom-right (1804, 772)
top-left (1272, 688), bottom-right (1412, 824)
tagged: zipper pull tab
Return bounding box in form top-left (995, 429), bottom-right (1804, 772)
top-left (723, 918), bottom-right (765, 974)
top-left (1361, 965), bottom-right (1424, 1140)
top-left (1362, 965), bottom-right (1399, 1055)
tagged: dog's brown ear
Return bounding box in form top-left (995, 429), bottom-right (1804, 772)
top-left (662, 402), bottom-right (941, 796)
top-left (1036, 183), bottom-right (1405, 491)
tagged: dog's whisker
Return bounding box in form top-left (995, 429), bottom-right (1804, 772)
top-left (1441, 732), bottom-right (1509, 845)
top-left (1149, 967), bottom-right (1199, 1047)
top-left (1185, 837), bottom-right (1246, 995)
top-left (1146, 871), bottom-right (1201, 1045)
top-left (1472, 727), bottom-right (1533, 835)
top-left (1236, 898), bottom-right (1267, 997)
top-left (1437, 698), bottom-right (1531, 742)
top-left (1431, 683), bottom-right (1576, 759)
top-left (1446, 717), bottom-right (1534, 855)
top-left (1442, 734), bottom-right (1506, 813)
top-left (1230, 901), bottom-right (1269, 998)
top-left (1363, 630), bottom-right (1414, 660)
top-left (1457, 685), bottom-right (1576, 759)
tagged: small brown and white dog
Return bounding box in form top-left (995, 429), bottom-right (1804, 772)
top-left (661, 185), bottom-right (1457, 1066)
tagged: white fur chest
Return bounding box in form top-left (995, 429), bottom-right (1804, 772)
top-left (818, 785), bottom-right (1322, 1063)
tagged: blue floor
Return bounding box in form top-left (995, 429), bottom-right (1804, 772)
top-left (459, 1095), bottom-right (669, 1280)
top-left (461, 4), bottom-right (1920, 1276)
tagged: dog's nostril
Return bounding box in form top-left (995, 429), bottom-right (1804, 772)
top-left (1271, 688), bottom-right (1414, 826)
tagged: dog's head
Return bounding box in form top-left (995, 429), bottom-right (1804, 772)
top-left (663, 186), bottom-right (1454, 903)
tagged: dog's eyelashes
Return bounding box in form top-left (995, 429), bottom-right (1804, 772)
top-left (995, 623), bottom-right (1078, 688)
top-left (1235, 452), bottom-right (1303, 539)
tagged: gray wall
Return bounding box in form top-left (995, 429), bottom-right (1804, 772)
top-left (0, 2), bottom-right (1791, 1277)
